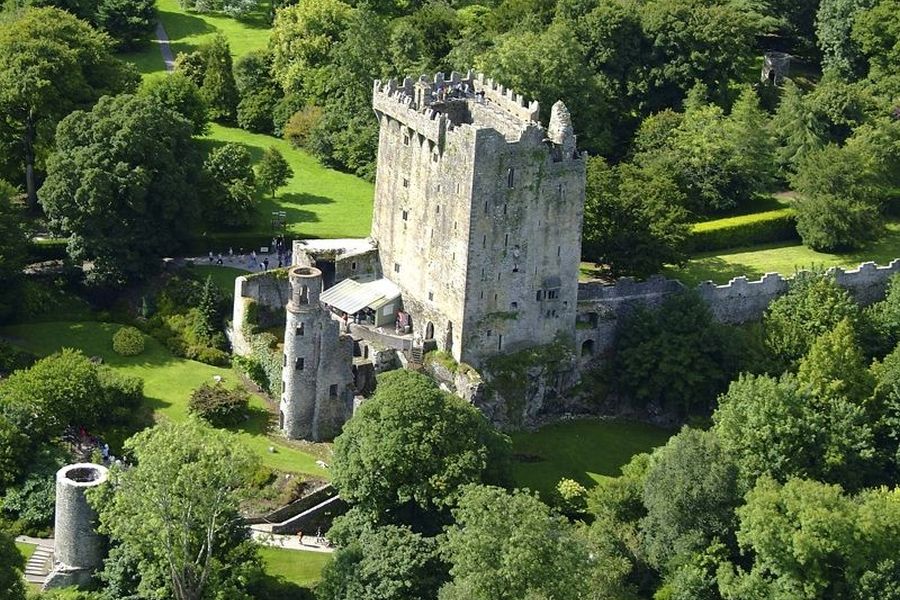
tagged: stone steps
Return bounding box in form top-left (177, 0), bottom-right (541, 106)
top-left (24, 545), bottom-right (53, 585)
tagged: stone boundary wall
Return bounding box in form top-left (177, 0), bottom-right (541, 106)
top-left (231, 271), bottom-right (291, 356)
top-left (576, 260), bottom-right (900, 357)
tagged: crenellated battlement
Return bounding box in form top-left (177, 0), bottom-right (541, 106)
top-left (372, 70), bottom-right (545, 145)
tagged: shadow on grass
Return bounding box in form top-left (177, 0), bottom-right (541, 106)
top-left (251, 575), bottom-right (315, 600)
top-left (159, 9), bottom-right (215, 47)
top-left (233, 403), bottom-right (275, 436)
top-left (667, 256), bottom-right (768, 287)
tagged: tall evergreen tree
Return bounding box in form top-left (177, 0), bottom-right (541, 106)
top-left (200, 35), bottom-right (238, 123)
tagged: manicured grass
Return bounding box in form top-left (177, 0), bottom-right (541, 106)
top-left (200, 124), bottom-right (374, 240)
top-left (259, 547), bottom-right (331, 588)
top-left (157, 0), bottom-right (271, 61)
top-left (510, 420), bottom-right (672, 498)
top-left (119, 42), bottom-right (168, 80)
top-left (664, 221), bottom-right (900, 287)
top-left (0, 321), bottom-right (327, 478)
top-left (188, 265), bottom-right (247, 301)
top-left (692, 207), bottom-right (794, 233)
top-left (16, 542), bottom-right (36, 563)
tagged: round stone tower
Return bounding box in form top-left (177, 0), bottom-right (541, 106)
top-left (281, 266), bottom-right (325, 440)
top-left (44, 463), bottom-right (109, 590)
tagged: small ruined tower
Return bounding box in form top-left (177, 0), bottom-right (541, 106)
top-left (44, 463), bottom-right (109, 590)
top-left (280, 266), bottom-right (354, 441)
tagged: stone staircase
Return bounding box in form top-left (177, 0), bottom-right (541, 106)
top-left (409, 346), bottom-right (425, 369)
top-left (24, 544), bottom-right (53, 586)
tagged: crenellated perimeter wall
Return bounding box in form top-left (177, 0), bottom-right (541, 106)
top-left (576, 260), bottom-right (900, 357)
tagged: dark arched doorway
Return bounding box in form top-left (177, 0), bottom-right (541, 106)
top-left (425, 321), bottom-right (435, 340)
top-left (581, 339), bottom-right (595, 357)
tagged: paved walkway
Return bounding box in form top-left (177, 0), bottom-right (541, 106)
top-left (15, 535), bottom-right (53, 548)
top-left (189, 252), bottom-right (290, 273)
top-left (154, 21), bottom-right (175, 72)
top-left (250, 529), bottom-right (334, 553)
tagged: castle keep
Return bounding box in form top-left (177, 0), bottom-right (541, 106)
top-left (371, 72), bottom-right (586, 365)
top-left (229, 71), bottom-right (900, 438)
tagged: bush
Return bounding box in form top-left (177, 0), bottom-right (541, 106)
top-left (689, 208), bottom-right (798, 252)
top-left (112, 326), bottom-right (145, 356)
top-left (1, 472), bottom-right (56, 535)
top-left (0, 341), bottom-right (36, 376)
top-left (98, 368), bottom-right (144, 423)
top-left (284, 105), bottom-right (323, 149)
top-left (188, 382), bottom-right (249, 427)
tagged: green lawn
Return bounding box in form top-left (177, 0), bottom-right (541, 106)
top-left (510, 420), bottom-right (672, 498)
top-left (188, 265), bottom-right (247, 301)
top-left (16, 542), bottom-right (36, 563)
top-left (199, 125), bottom-right (374, 240)
top-left (0, 321), bottom-right (327, 478)
top-left (664, 221), bottom-right (900, 286)
top-left (158, 0), bottom-right (271, 61)
top-left (260, 547), bottom-right (331, 588)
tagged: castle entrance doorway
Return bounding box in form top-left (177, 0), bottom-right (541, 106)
top-left (425, 321), bottom-right (435, 340)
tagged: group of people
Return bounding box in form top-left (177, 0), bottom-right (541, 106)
top-left (205, 237), bottom-right (291, 272)
top-left (432, 81), bottom-right (484, 103)
top-left (65, 426), bottom-right (114, 465)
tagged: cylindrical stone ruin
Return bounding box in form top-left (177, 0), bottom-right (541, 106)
top-left (44, 463), bottom-right (109, 590)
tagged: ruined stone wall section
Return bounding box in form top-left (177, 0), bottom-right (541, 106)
top-left (231, 272), bottom-right (291, 356)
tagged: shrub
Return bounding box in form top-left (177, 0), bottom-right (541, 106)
top-left (284, 105), bottom-right (323, 149)
top-left (689, 208), bottom-right (798, 252)
top-left (98, 368), bottom-right (144, 423)
top-left (112, 326), bottom-right (145, 356)
top-left (188, 382), bottom-right (249, 427)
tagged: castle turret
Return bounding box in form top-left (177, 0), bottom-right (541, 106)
top-left (44, 463), bottom-right (109, 590)
top-left (281, 266), bottom-right (355, 441)
top-left (548, 101), bottom-right (576, 158)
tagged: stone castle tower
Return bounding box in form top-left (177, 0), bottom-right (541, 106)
top-left (371, 71), bottom-right (586, 366)
top-left (280, 266), bottom-right (354, 441)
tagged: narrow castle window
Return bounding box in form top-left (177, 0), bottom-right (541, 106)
top-left (428, 291), bottom-right (434, 301)
top-left (536, 289), bottom-right (544, 301)
top-left (558, 183), bottom-right (564, 200)
top-left (494, 293), bottom-right (498, 302)
top-left (299, 286), bottom-right (309, 305)
top-left (481, 267), bottom-right (485, 278)
top-left (454, 220), bottom-right (457, 230)
top-left (456, 182), bottom-right (460, 194)
top-left (283, 354), bottom-right (287, 367)
top-left (403, 133), bottom-right (410, 146)
top-left (548, 289), bottom-right (559, 300)
top-left (486, 329), bottom-right (492, 337)
top-left (498, 334), bottom-right (503, 350)
top-left (402, 209), bottom-right (409, 221)
top-left (557, 246), bottom-right (561, 257)
top-left (513, 263), bottom-right (519, 273)
top-left (480, 290), bottom-right (484, 299)
top-left (296, 324), bottom-right (304, 336)
top-left (394, 263), bottom-right (400, 273)
top-left (504, 234), bottom-right (509, 247)
top-left (295, 357), bottom-right (304, 370)
top-left (483, 234), bottom-right (486, 248)
top-left (436, 204), bottom-right (441, 214)
top-left (510, 302), bottom-right (518, 310)
top-left (484, 201), bottom-right (488, 213)
top-left (503, 203), bottom-right (507, 215)
top-left (329, 384), bottom-right (338, 397)
top-left (351, 261), bottom-right (357, 270)
top-left (402, 178), bottom-right (409, 188)
top-left (507, 168), bottom-right (515, 188)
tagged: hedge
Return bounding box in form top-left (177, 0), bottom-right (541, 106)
top-left (689, 208), bottom-right (798, 253)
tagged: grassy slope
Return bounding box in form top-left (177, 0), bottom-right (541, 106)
top-left (117, 2), bottom-right (375, 241)
top-left (259, 547), bottom-right (331, 587)
top-left (16, 542), bottom-right (36, 562)
top-left (0, 321), bottom-right (326, 477)
top-left (664, 221), bottom-right (900, 286)
top-left (200, 125), bottom-right (374, 240)
top-left (510, 420), bottom-right (672, 498)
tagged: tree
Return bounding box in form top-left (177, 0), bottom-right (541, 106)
top-left (317, 524), bottom-right (447, 600)
top-left (257, 147), bottom-right (292, 199)
top-left (195, 275), bottom-right (221, 340)
top-left (816, 0), bottom-right (876, 78)
top-left (640, 428), bottom-right (741, 571)
top-left (234, 50), bottom-right (281, 134)
top-left (853, 0), bottom-right (900, 89)
top-left (0, 7), bottom-right (138, 210)
top-left (202, 142), bottom-right (257, 227)
top-left (331, 370), bottom-right (511, 531)
top-left (94, 0), bottom-right (156, 49)
top-left (92, 420), bottom-right (261, 600)
top-left (772, 80), bottom-right (826, 174)
top-left (721, 477), bottom-right (900, 600)
top-left (582, 157), bottom-right (690, 278)
top-left (41, 94), bottom-right (201, 287)
top-left (199, 35), bottom-right (238, 123)
top-left (763, 271), bottom-right (859, 365)
top-left (440, 485), bottom-right (592, 600)
top-left (797, 318), bottom-right (875, 405)
top-left (140, 73), bottom-right (209, 134)
top-left (0, 180), bottom-right (27, 323)
top-left (613, 291), bottom-right (741, 415)
top-left (870, 344), bottom-right (900, 481)
top-left (713, 372), bottom-right (875, 491)
top-left (0, 528), bottom-right (26, 600)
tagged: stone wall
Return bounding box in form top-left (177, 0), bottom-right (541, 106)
top-left (232, 271), bottom-right (291, 356)
top-left (576, 260), bottom-right (900, 358)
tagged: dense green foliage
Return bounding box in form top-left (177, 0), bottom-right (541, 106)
top-left (112, 326), bottom-right (145, 356)
top-left (0, 7), bottom-right (138, 209)
top-left (42, 94), bottom-right (201, 287)
top-left (140, 74), bottom-right (209, 134)
top-left (440, 485), bottom-right (593, 600)
top-left (332, 371), bottom-right (511, 531)
top-left (612, 291), bottom-right (742, 415)
top-left (0, 529), bottom-right (26, 600)
top-left (257, 147), bottom-right (293, 199)
top-left (188, 382), bottom-right (249, 427)
top-left (0, 181), bottom-right (27, 324)
top-left (92, 420), bottom-right (262, 600)
top-left (202, 142), bottom-right (258, 227)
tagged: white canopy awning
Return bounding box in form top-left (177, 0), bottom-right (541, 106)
top-left (320, 278), bottom-right (401, 314)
